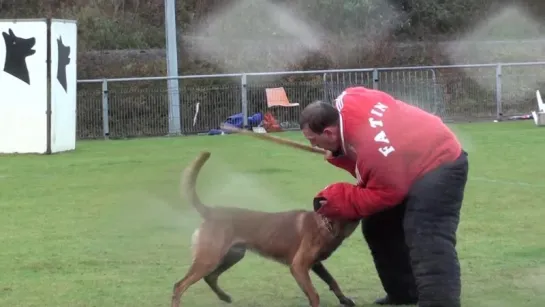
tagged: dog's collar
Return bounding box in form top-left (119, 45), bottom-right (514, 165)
top-left (318, 214), bottom-right (335, 235)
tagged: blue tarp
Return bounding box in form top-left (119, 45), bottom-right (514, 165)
top-left (208, 112), bottom-right (263, 135)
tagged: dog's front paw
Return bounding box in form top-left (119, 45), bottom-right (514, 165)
top-left (339, 296), bottom-right (356, 306)
top-left (218, 293), bottom-right (232, 303)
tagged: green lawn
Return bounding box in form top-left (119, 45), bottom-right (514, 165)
top-left (1, 121), bottom-right (544, 307)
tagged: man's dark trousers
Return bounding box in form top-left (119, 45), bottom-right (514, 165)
top-left (362, 151), bottom-right (469, 307)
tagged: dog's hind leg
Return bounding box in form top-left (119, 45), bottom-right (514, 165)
top-left (311, 262), bottom-right (355, 307)
top-left (204, 243), bottom-right (247, 303)
top-left (171, 227), bottom-right (232, 307)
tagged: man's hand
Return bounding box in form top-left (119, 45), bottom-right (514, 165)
top-left (315, 183), bottom-right (361, 220)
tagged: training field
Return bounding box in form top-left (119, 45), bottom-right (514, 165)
top-left (1, 121), bottom-right (544, 306)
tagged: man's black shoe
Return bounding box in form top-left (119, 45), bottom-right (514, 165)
top-left (374, 295), bottom-right (418, 305)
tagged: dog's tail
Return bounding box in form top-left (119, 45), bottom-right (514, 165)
top-left (181, 151), bottom-right (212, 218)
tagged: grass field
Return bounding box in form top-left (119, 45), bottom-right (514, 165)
top-left (1, 121), bottom-right (544, 307)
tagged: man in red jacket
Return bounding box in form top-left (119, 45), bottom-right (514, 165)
top-left (299, 86), bottom-right (468, 307)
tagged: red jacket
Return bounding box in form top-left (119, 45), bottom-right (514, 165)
top-left (327, 86), bottom-right (461, 217)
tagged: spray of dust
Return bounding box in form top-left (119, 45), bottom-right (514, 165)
top-left (185, 0), bottom-right (401, 74)
top-left (446, 5), bottom-right (545, 106)
top-left (102, 157), bottom-right (296, 240)
top-left (517, 266), bottom-right (545, 299)
top-left (446, 6), bottom-right (544, 64)
top-left (186, 0), bottom-right (325, 73)
top-left (186, 159), bottom-right (293, 213)
top-left (518, 266), bottom-right (545, 290)
top-left (448, 125), bottom-right (475, 153)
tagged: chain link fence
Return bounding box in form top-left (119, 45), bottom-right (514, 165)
top-left (76, 62), bottom-right (545, 139)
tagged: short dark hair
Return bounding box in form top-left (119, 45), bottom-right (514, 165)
top-left (299, 100), bottom-right (339, 133)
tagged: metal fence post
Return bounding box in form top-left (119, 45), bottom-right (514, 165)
top-left (429, 69), bottom-right (442, 116)
top-left (495, 64), bottom-right (502, 120)
top-left (372, 69), bottom-right (379, 90)
top-left (165, 0), bottom-right (182, 135)
top-left (241, 74), bottom-right (248, 128)
top-left (101, 79), bottom-right (110, 139)
top-left (322, 73), bottom-right (328, 101)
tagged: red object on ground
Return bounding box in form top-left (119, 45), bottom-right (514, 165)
top-left (262, 112), bottom-right (282, 132)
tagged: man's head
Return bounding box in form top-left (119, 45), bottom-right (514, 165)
top-left (299, 100), bottom-right (342, 152)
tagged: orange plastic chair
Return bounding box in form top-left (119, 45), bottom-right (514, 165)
top-left (265, 87), bottom-right (299, 107)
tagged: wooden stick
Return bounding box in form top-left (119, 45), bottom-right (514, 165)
top-left (220, 124), bottom-right (327, 155)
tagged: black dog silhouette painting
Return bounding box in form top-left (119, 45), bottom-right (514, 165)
top-left (2, 28), bottom-right (36, 85)
top-left (56, 36), bottom-right (70, 92)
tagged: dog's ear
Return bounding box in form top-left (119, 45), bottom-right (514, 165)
top-left (8, 29), bottom-right (14, 37)
top-left (313, 197), bottom-right (326, 212)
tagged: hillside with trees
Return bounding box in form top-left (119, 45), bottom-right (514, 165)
top-left (1, 0), bottom-right (544, 78)
top-left (1, 0), bottom-right (544, 138)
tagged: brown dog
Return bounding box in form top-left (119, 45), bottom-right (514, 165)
top-left (171, 151), bottom-right (360, 307)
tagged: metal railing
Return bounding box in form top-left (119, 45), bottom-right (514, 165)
top-left (76, 61), bottom-right (545, 139)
